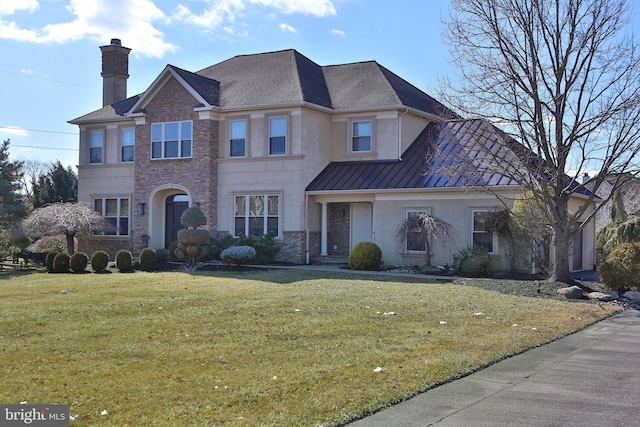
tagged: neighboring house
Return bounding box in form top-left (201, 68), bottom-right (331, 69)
top-left (70, 39), bottom-right (597, 272)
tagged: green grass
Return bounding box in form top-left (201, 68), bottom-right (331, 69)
top-left (0, 269), bottom-right (620, 426)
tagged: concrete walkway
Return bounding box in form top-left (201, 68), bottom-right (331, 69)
top-left (348, 309), bottom-right (640, 427)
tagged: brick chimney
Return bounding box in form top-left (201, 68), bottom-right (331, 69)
top-left (100, 38), bottom-right (131, 107)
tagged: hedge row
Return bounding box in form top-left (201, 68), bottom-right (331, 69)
top-left (45, 248), bottom-right (158, 273)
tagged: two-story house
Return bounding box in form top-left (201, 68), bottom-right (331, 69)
top-left (70, 39), bottom-right (597, 271)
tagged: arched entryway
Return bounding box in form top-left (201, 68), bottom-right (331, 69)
top-left (147, 184), bottom-right (192, 250)
top-left (165, 194), bottom-right (189, 247)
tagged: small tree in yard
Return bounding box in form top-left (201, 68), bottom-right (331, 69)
top-left (395, 213), bottom-right (456, 268)
top-left (21, 202), bottom-right (104, 255)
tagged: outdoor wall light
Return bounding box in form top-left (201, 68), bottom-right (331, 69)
top-left (137, 203), bottom-right (146, 216)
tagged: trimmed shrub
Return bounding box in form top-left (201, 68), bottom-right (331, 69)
top-left (139, 248), bottom-right (159, 272)
top-left (220, 246), bottom-right (257, 266)
top-left (598, 242), bottom-right (640, 293)
top-left (237, 233), bottom-right (280, 264)
top-left (208, 234), bottom-right (238, 260)
top-left (90, 250), bottom-right (109, 273)
top-left (53, 252), bottom-right (70, 273)
top-left (452, 246), bottom-right (492, 277)
top-left (46, 251), bottom-right (61, 272)
top-left (168, 241), bottom-right (179, 260)
top-left (116, 249), bottom-right (133, 272)
top-left (70, 251), bottom-right (88, 273)
top-left (348, 242), bottom-right (382, 271)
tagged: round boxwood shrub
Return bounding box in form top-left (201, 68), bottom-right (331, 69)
top-left (46, 251), bottom-right (61, 272)
top-left (53, 252), bottom-right (70, 273)
top-left (116, 249), bottom-right (133, 272)
top-left (598, 242), bottom-right (640, 293)
top-left (220, 246), bottom-right (256, 266)
top-left (168, 240), bottom-right (179, 260)
top-left (70, 251), bottom-right (88, 273)
top-left (348, 242), bottom-right (382, 271)
top-left (90, 250), bottom-right (109, 273)
top-left (139, 248), bottom-right (158, 272)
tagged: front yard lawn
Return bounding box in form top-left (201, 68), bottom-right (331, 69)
top-left (0, 269), bottom-right (620, 426)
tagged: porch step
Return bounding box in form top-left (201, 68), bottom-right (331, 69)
top-left (312, 255), bottom-right (349, 266)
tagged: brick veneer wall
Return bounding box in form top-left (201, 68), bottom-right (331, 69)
top-left (132, 77), bottom-right (219, 249)
top-left (328, 203), bottom-right (350, 256)
top-left (77, 236), bottom-right (134, 259)
top-left (275, 231), bottom-right (306, 264)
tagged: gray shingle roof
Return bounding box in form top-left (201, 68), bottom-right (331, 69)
top-left (71, 49), bottom-right (453, 122)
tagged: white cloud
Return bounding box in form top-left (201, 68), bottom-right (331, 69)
top-left (279, 23), bottom-right (296, 33)
top-left (0, 0), bottom-right (39, 16)
top-left (0, 0), bottom-right (176, 58)
top-left (174, 0), bottom-right (335, 30)
top-left (0, 126), bottom-right (29, 137)
top-left (331, 28), bottom-right (345, 36)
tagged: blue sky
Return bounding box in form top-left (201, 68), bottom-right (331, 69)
top-left (1, 0), bottom-right (638, 172)
top-left (0, 0), bottom-right (454, 170)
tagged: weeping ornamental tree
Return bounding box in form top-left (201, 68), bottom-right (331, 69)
top-left (395, 213), bottom-right (456, 267)
top-left (21, 202), bottom-right (105, 255)
top-left (441, 0), bottom-right (640, 282)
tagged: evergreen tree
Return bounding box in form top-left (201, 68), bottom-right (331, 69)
top-left (32, 161), bottom-right (77, 208)
top-left (0, 139), bottom-right (28, 229)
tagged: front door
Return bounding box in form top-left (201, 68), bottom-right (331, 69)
top-left (350, 203), bottom-right (372, 250)
top-left (165, 194), bottom-right (189, 247)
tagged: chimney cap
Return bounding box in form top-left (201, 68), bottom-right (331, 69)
top-left (110, 38), bottom-right (121, 46)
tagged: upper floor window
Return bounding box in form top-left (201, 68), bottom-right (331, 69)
top-left (151, 121), bottom-right (192, 159)
top-left (94, 197), bottom-right (129, 236)
top-left (230, 120), bottom-right (246, 157)
top-left (121, 128), bottom-right (135, 162)
top-left (472, 210), bottom-right (497, 254)
top-left (234, 194), bottom-right (279, 237)
top-left (90, 131), bottom-right (103, 164)
top-left (269, 117), bottom-right (286, 155)
top-left (352, 120), bottom-right (372, 152)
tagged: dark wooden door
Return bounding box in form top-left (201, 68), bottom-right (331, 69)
top-left (165, 195), bottom-right (189, 247)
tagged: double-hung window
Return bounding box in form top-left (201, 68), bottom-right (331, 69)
top-left (151, 121), bottom-right (192, 159)
top-left (406, 210), bottom-right (429, 252)
top-left (234, 195), bottom-right (279, 237)
top-left (472, 210), bottom-right (497, 254)
top-left (121, 128), bottom-right (135, 162)
top-left (230, 120), bottom-right (246, 157)
top-left (269, 117), bottom-right (286, 155)
top-left (352, 120), bottom-right (372, 152)
top-left (90, 131), bottom-right (103, 164)
top-left (94, 198), bottom-right (129, 236)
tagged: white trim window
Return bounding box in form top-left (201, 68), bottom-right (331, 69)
top-left (472, 210), bottom-right (497, 254)
top-left (230, 119), bottom-right (246, 157)
top-left (352, 120), bottom-right (372, 152)
top-left (90, 131), bottom-right (103, 164)
top-left (269, 117), bottom-right (287, 155)
top-left (94, 197), bottom-right (130, 236)
top-left (234, 194), bottom-right (279, 237)
top-left (121, 128), bottom-right (135, 162)
top-left (405, 209), bottom-right (430, 252)
top-left (151, 121), bottom-right (192, 159)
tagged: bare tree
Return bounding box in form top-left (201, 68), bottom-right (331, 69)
top-left (17, 157), bottom-right (50, 199)
top-left (440, 0), bottom-right (640, 282)
top-left (395, 213), bottom-right (456, 268)
top-left (21, 202), bottom-right (105, 254)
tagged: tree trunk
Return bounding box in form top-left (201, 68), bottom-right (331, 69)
top-left (552, 232), bottom-right (572, 283)
top-left (66, 233), bottom-right (75, 255)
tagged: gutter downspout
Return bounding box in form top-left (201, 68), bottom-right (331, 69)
top-left (305, 193), bottom-right (310, 264)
